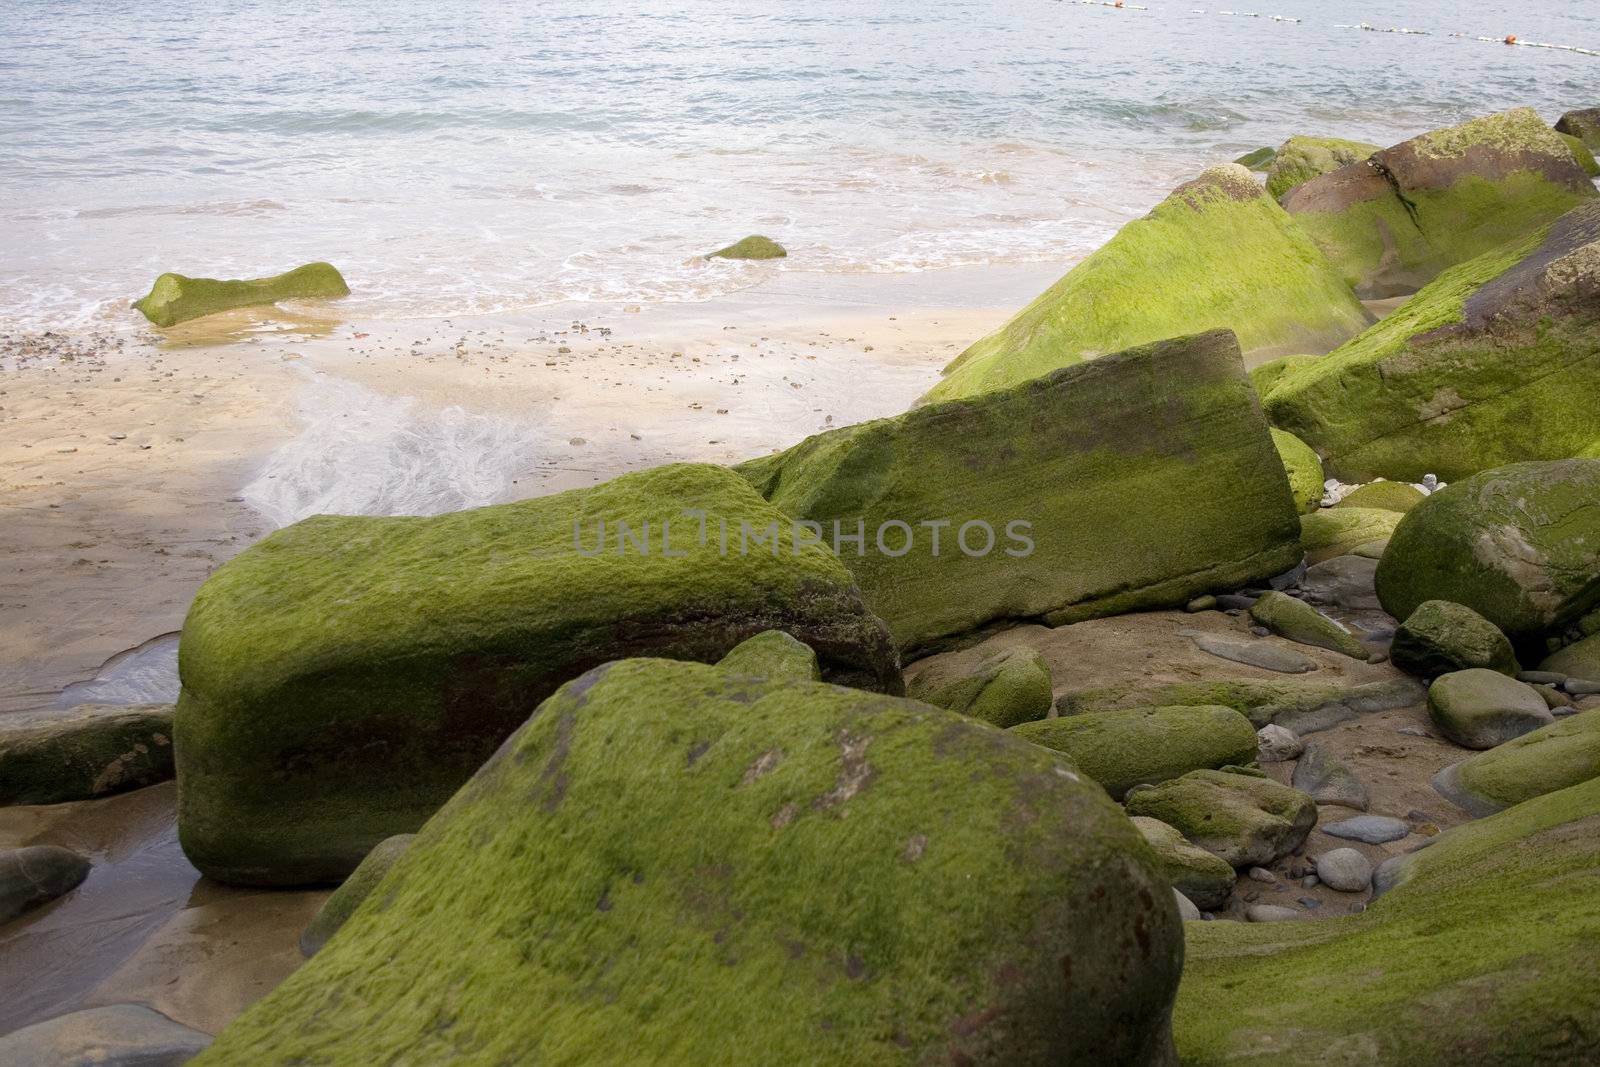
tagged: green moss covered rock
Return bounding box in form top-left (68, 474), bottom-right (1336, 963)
top-left (1541, 632), bottom-right (1600, 681)
top-left (132, 262), bottom-right (349, 327)
top-left (1375, 460), bottom-right (1600, 642)
top-left (1131, 815), bottom-right (1236, 911)
top-left (175, 463), bottom-right (901, 886)
top-left (1332, 480), bottom-right (1426, 513)
top-left (1555, 107), bottom-right (1600, 151)
top-left (193, 658), bottom-right (1184, 1066)
top-left (1060, 676), bottom-right (1423, 729)
top-left (740, 329), bottom-right (1303, 652)
top-left (1427, 668), bottom-right (1554, 750)
top-left (1559, 132), bottom-right (1600, 177)
top-left (1391, 600), bottom-right (1519, 679)
top-left (908, 647), bottom-right (1052, 729)
top-left (1265, 135), bottom-right (1379, 201)
top-left (1301, 507), bottom-right (1401, 564)
top-left (1174, 775), bottom-right (1600, 1064)
top-left (922, 165), bottom-right (1370, 403)
top-left (707, 235), bottom-right (787, 260)
top-left (1249, 590), bottom-right (1369, 659)
top-left (1011, 704), bottom-right (1257, 800)
top-left (1271, 428), bottom-right (1324, 514)
top-left (1264, 199), bottom-right (1600, 482)
top-left (1233, 146), bottom-right (1276, 171)
top-left (0, 704), bottom-right (174, 806)
top-left (299, 834), bottom-right (414, 957)
top-left (1281, 107), bottom-right (1595, 299)
top-left (1124, 769), bottom-right (1316, 869)
top-left (717, 629), bottom-right (821, 682)
top-left (1249, 353), bottom-right (1319, 398)
top-left (1435, 709), bottom-right (1600, 817)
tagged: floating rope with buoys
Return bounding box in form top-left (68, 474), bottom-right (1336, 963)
top-left (1062, 2), bottom-right (1598, 58)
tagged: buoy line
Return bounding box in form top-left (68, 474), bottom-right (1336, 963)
top-left (1062, 2), bottom-right (1598, 57)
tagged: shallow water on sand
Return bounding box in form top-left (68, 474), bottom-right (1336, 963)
top-left (2, 0), bottom-right (1596, 331)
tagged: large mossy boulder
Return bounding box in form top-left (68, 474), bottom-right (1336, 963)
top-left (1391, 600), bottom-right (1519, 679)
top-left (133, 262), bottom-right (349, 327)
top-left (1011, 704), bottom-right (1257, 800)
top-left (1265, 135), bottom-right (1380, 201)
top-left (175, 463), bottom-right (901, 886)
top-left (1263, 199), bottom-right (1600, 482)
top-left (740, 330), bottom-right (1303, 652)
top-left (1124, 769), bottom-right (1317, 869)
top-left (192, 659), bottom-right (1185, 1066)
top-left (921, 165), bottom-right (1370, 403)
top-left (1271, 428), bottom-right (1323, 514)
top-left (1300, 506), bottom-right (1401, 564)
top-left (907, 647), bottom-right (1053, 729)
top-left (1281, 108), bottom-right (1595, 299)
top-left (0, 703), bottom-right (174, 806)
top-left (1434, 709), bottom-right (1600, 816)
top-left (1375, 460), bottom-right (1600, 643)
top-left (1174, 776), bottom-right (1600, 1064)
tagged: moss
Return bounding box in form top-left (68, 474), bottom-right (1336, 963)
top-left (132, 262), bottom-right (348, 327)
top-left (717, 630), bottom-right (821, 683)
top-left (1130, 816), bottom-right (1236, 911)
top-left (1556, 108), bottom-right (1600, 151)
top-left (1058, 677), bottom-right (1422, 729)
top-left (1331, 480), bottom-right (1426, 513)
top-left (1300, 507), bottom-right (1400, 564)
top-left (739, 329), bottom-right (1302, 652)
top-left (707, 235), bottom-right (786, 260)
top-left (299, 835), bottom-right (414, 957)
top-left (0, 704), bottom-right (174, 806)
top-left (1264, 206), bottom-right (1600, 481)
top-left (1541, 631), bottom-right (1600, 680)
top-left (909, 648), bottom-right (1052, 729)
top-left (1265, 135), bottom-right (1378, 200)
top-left (1249, 354), bottom-right (1319, 398)
top-left (1559, 132), bottom-right (1600, 177)
top-left (175, 463), bottom-right (901, 886)
top-left (1123, 769), bottom-right (1316, 869)
top-left (1448, 710), bottom-right (1600, 814)
top-left (193, 659), bottom-right (1184, 1066)
top-left (1234, 147), bottom-right (1276, 171)
top-left (1010, 705), bottom-right (1256, 800)
top-left (1391, 599), bottom-right (1519, 678)
top-left (1375, 460), bottom-right (1600, 641)
top-left (922, 165), bottom-right (1370, 403)
top-left (1173, 776), bottom-right (1600, 1064)
top-left (1248, 591), bottom-right (1369, 659)
top-left (1271, 429), bottom-right (1323, 514)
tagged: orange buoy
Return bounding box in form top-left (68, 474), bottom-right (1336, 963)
top-left (1504, 34), bottom-right (1517, 45)
top-left (1114, 1), bottom-right (1124, 7)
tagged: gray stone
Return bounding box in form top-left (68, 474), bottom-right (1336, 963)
top-left (1315, 847), bottom-right (1374, 892)
top-left (1568, 679), bottom-right (1600, 696)
top-left (1, 845), bottom-right (91, 924)
top-left (1245, 904), bottom-right (1304, 923)
top-left (1183, 631), bottom-right (1319, 674)
top-left (1174, 889), bottom-right (1201, 921)
top-left (1518, 670), bottom-right (1568, 685)
top-left (1292, 742), bottom-right (1369, 810)
top-left (1322, 815), bottom-right (1409, 844)
top-left (1247, 867), bottom-right (1276, 884)
top-left (1428, 669), bottom-right (1555, 750)
top-left (1257, 723), bottom-right (1303, 762)
top-left (1351, 539), bottom-right (1388, 559)
top-left (1300, 555), bottom-right (1381, 611)
top-left (1272, 676), bottom-right (1427, 736)
top-left (0, 1004), bottom-right (210, 1066)
top-left (1215, 594), bottom-right (1258, 611)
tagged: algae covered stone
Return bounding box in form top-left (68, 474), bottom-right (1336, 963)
top-left (133, 262), bottom-right (349, 327)
top-left (1248, 590), bottom-right (1369, 659)
top-left (1375, 460), bottom-right (1600, 642)
top-left (707, 234), bottom-right (787, 260)
top-left (1233, 146), bottom-right (1276, 171)
top-left (1434, 708), bottom-right (1600, 816)
top-left (1124, 769), bottom-right (1316, 868)
top-left (922, 165), bottom-right (1370, 403)
top-left (1175, 775), bottom-right (1600, 1065)
top-left (1331, 480), bottom-right (1426, 513)
top-left (1427, 668), bottom-right (1553, 750)
top-left (1011, 704), bottom-right (1257, 800)
top-left (176, 463), bottom-right (901, 886)
top-left (0, 703), bottom-right (174, 806)
top-left (1560, 132), bottom-right (1600, 177)
top-left (299, 834), bottom-right (414, 957)
top-left (1271, 428), bottom-right (1323, 514)
top-left (1059, 676), bottom-right (1423, 730)
top-left (193, 658), bottom-right (1184, 1066)
top-left (1391, 600), bottom-right (1519, 679)
top-left (1264, 134), bottom-right (1379, 201)
top-left (1300, 506), bottom-right (1401, 564)
top-left (1131, 815), bottom-right (1236, 911)
top-left (1248, 353), bottom-right (1318, 399)
top-left (907, 647), bottom-right (1052, 729)
top-left (1556, 107), bottom-right (1600, 150)
top-left (741, 329), bottom-right (1302, 652)
top-left (1541, 632), bottom-right (1600, 682)
top-left (1281, 107), bottom-right (1595, 299)
top-left (1265, 199), bottom-right (1600, 482)
top-left (716, 629), bottom-right (821, 683)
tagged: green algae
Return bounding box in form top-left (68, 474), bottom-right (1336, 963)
top-left (1300, 507), bottom-right (1400, 564)
top-left (921, 166), bottom-right (1369, 404)
top-left (1560, 132), bottom-right (1600, 177)
top-left (1270, 428), bottom-right (1323, 515)
top-left (1331, 480), bottom-right (1425, 513)
top-left (1265, 135), bottom-right (1378, 201)
top-left (908, 648), bottom-right (1052, 729)
top-left (707, 234), bottom-right (787, 260)
top-left (298, 834), bottom-right (414, 957)
top-left (1130, 816), bottom-right (1236, 911)
top-left (132, 262), bottom-right (349, 327)
top-left (1248, 591), bottom-right (1369, 659)
top-left (1010, 705), bottom-right (1256, 800)
top-left (176, 463), bottom-right (901, 886)
top-left (1249, 354), bottom-right (1319, 399)
top-left (1123, 769), bottom-right (1315, 869)
top-left (193, 658), bottom-right (1184, 1066)
top-left (1391, 599), bottom-right (1519, 679)
top-left (739, 330), bottom-right (1303, 652)
top-left (1174, 775), bottom-right (1600, 1065)
top-left (1541, 631), bottom-right (1600, 680)
top-left (1448, 709), bottom-right (1600, 814)
top-left (717, 629), bottom-right (822, 682)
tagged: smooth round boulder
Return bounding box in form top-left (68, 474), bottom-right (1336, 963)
top-left (1, 845), bottom-right (92, 924)
top-left (1541, 632), bottom-right (1600, 684)
top-left (1301, 507), bottom-right (1402, 565)
top-left (1376, 460), bottom-right (1600, 643)
top-left (0, 703), bottom-right (175, 806)
top-left (1391, 600), bottom-right (1519, 679)
top-left (1315, 847), bottom-right (1374, 892)
top-left (1428, 669), bottom-right (1555, 749)
top-left (0, 1004), bottom-right (211, 1066)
